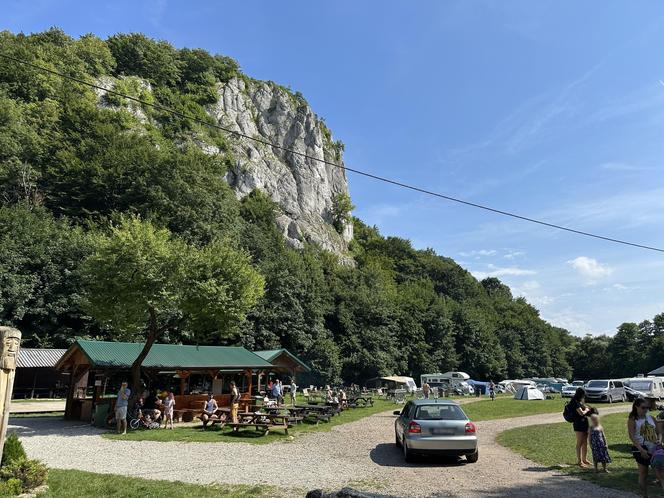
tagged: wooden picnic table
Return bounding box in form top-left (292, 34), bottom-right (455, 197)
top-left (262, 406), bottom-right (306, 424)
top-left (226, 411), bottom-right (292, 435)
top-left (348, 396), bottom-right (374, 407)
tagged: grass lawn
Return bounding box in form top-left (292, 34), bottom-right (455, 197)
top-left (462, 397), bottom-right (628, 422)
top-left (42, 469), bottom-right (283, 497)
top-left (102, 398), bottom-right (396, 444)
top-left (498, 412), bottom-right (658, 495)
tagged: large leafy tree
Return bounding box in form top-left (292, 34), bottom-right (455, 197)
top-left (79, 216), bottom-right (264, 396)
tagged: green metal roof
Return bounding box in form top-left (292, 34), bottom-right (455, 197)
top-left (60, 340), bottom-right (273, 370)
top-left (254, 348), bottom-right (311, 372)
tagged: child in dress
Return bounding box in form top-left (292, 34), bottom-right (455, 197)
top-left (162, 392), bottom-right (175, 430)
top-left (589, 413), bottom-right (611, 473)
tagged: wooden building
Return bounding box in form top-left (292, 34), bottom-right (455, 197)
top-left (15, 348), bottom-right (67, 399)
top-left (55, 340), bottom-right (310, 422)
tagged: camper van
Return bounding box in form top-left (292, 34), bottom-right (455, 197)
top-left (626, 377), bottom-right (664, 400)
top-left (421, 372), bottom-right (474, 394)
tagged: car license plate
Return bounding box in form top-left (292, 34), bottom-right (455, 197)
top-left (431, 428), bottom-right (455, 435)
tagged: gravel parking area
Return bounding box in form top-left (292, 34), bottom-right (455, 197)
top-left (13, 404), bottom-right (634, 497)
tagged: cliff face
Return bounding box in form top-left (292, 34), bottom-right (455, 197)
top-left (210, 77), bottom-right (353, 257)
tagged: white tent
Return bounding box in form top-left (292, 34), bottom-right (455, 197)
top-left (514, 385), bottom-right (545, 400)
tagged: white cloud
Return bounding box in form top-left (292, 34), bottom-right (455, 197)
top-left (542, 309), bottom-right (594, 335)
top-left (567, 256), bottom-right (613, 281)
top-left (504, 250), bottom-right (525, 260)
top-left (459, 249), bottom-right (497, 258)
top-left (471, 264), bottom-right (536, 280)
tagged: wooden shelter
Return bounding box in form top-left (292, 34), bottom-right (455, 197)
top-left (55, 340), bottom-right (274, 421)
top-left (254, 349), bottom-right (311, 391)
top-left (15, 348), bottom-right (67, 399)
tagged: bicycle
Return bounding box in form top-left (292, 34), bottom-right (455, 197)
top-left (128, 407), bottom-right (161, 430)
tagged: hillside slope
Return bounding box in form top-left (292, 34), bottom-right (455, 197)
top-left (0, 29), bottom-right (576, 383)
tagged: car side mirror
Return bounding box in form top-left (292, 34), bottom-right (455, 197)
top-left (393, 410), bottom-right (401, 416)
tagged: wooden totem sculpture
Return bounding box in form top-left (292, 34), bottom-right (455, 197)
top-left (0, 327), bottom-right (21, 454)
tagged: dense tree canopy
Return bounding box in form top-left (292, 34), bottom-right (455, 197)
top-left (0, 28), bottom-right (636, 385)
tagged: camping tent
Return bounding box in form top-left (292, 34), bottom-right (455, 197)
top-left (514, 385), bottom-right (545, 400)
top-left (468, 380), bottom-right (490, 394)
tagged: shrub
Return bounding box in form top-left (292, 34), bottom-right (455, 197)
top-left (1, 434), bottom-right (25, 467)
top-left (0, 478), bottom-right (21, 496)
top-left (0, 458), bottom-right (48, 492)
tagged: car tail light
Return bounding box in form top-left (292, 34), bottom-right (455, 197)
top-left (408, 422), bottom-right (421, 433)
top-left (465, 422), bottom-right (476, 434)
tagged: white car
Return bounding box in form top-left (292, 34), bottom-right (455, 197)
top-left (561, 384), bottom-right (577, 398)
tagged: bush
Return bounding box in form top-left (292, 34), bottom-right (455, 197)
top-left (0, 478), bottom-right (21, 497)
top-left (0, 458), bottom-right (48, 492)
top-left (1, 434), bottom-right (25, 467)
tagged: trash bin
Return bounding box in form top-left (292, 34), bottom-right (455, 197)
top-left (93, 400), bottom-right (111, 428)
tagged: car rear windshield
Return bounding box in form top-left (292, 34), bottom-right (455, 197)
top-left (587, 380), bottom-right (608, 388)
top-left (415, 404), bottom-right (466, 420)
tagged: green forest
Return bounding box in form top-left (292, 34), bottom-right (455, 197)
top-left (0, 29), bottom-right (661, 384)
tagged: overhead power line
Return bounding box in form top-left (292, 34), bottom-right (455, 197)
top-left (2, 52), bottom-right (663, 254)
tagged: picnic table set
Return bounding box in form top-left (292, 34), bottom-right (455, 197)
top-left (194, 396), bottom-right (374, 436)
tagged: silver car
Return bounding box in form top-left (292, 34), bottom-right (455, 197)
top-left (394, 399), bottom-right (478, 463)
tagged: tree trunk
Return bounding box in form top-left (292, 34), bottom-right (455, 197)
top-left (128, 309), bottom-right (160, 407)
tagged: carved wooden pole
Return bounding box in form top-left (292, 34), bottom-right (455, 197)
top-left (0, 327), bottom-right (21, 454)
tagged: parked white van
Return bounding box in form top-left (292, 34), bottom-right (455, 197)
top-left (626, 377), bottom-right (664, 400)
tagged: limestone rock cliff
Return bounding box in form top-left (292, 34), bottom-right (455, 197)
top-left (210, 77), bottom-right (353, 256)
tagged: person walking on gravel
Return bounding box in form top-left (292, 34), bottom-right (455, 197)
top-left (628, 397), bottom-right (664, 497)
top-left (570, 387), bottom-right (591, 467)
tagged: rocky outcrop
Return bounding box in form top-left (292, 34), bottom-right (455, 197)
top-left (210, 77), bottom-right (353, 257)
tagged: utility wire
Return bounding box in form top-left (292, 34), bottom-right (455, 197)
top-left (2, 52), bottom-right (663, 254)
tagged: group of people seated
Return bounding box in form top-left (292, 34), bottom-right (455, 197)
top-left (134, 389), bottom-right (176, 429)
top-left (326, 388), bottom-right (348, 408)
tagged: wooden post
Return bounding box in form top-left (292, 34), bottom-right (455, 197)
top-left (176, 370), bottom-right (190, 395)
top-left (246, 369), bottom-right (253, 396)
top-left (0, 327), bottom-right (21, 454)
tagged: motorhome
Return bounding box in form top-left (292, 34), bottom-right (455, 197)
top-left (366, 376), bottom-right (417, 393)
top-left (420, 372), bottom-right (474, 394)
top-left (626, 377), bottom-right (664, 400)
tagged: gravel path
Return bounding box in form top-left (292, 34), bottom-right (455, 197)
top-left (12, 404), bottom-right (635, 497)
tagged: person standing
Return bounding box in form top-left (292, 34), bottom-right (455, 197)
top-left (628, 397), bottom-right (664, 496)
top-left (162, 392), bottom-right (175, 430)
top-left (588, 412), bottom-right (611, 473)
top-left (489, 381), bottom-right (496, 401)
top-left (422, 382), bottom-right (431, 399)
top-left (290, 379), bottom-right (297, 405)
top-left (230, 381), bottom-right (240, 431)
top-left (115, 381), bottom-right (131, 435)
top-left (570, 387), bottom-right (591, 467)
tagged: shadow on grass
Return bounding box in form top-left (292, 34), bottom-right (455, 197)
top-left (608, 443), bottom-right (633, 454)
top-left (369, 443), bottom-right (467, 468)
top-left (470, 471), bottom-right (643, 497)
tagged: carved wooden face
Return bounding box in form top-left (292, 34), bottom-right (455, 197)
top-left (1, 330), bottom-right (20, 370)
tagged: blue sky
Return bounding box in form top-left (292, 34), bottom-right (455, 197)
top-left (5, 1), bottom-right (664, 335)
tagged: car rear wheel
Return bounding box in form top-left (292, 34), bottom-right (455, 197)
top-left (395, 431), bottom-right (402, 448)
top-left (466, 450), bottom-right (479, 463)
top-left (403, 437), bottom-right (414, 463)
